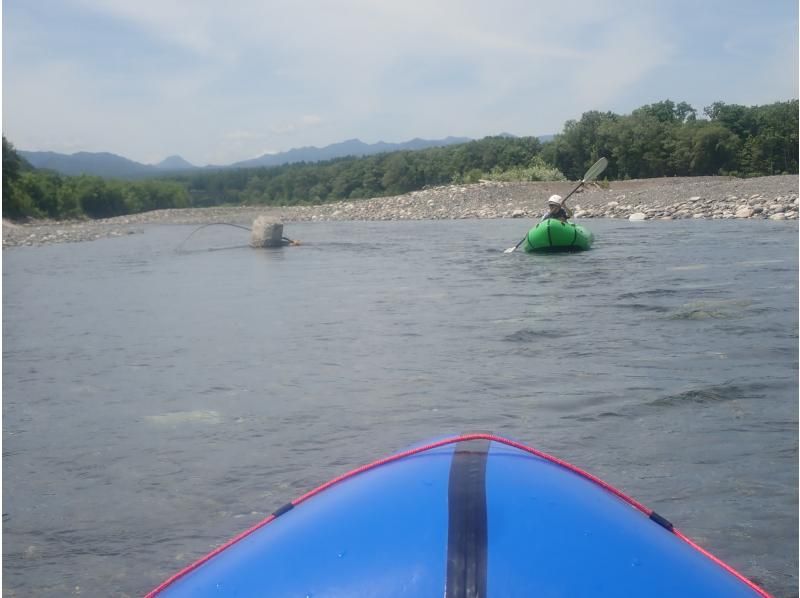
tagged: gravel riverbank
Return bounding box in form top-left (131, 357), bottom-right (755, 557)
top-left (3, 174), bottom-right (797, 248)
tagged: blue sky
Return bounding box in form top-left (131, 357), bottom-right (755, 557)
top-left (3, 0), bottom-right (798, 166)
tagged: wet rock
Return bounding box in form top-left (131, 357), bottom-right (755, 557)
top-left (249, 217), bottom-right (284, 247)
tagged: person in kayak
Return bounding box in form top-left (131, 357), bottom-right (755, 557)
top-left (542, 194), bottom-right (573, 222)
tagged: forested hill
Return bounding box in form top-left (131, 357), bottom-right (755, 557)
top-left (544, 99), bottom-right (798, 180)
top-left (3, 99), bottom-right (797, 221)
top-left (163, 135), bottom-right (556, 208)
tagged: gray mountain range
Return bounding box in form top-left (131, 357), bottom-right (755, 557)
top-left (16, 150), bottom-right (201, 178)
top-left (18, 136), bottom-right (478, 179)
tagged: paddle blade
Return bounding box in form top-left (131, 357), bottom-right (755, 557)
top-left (582, 157), bottom-right (608, 182)
top-left (504, 246), bottom-right (516, 253)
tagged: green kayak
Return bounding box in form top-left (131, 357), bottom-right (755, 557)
top-left (522, 219), bottom-right (594, 252)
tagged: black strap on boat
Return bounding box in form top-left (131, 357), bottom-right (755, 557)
top-left (446, 439), bottom-right (489, 598)
top-left (272, 502), bottom-right (294, 518)
top-left (649, 511), bottom-right (674, 532)
top-left (546, 219), bottom-right (553, 247)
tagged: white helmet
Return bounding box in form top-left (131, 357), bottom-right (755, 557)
top-left (547, 194), bottom-right (563, 205)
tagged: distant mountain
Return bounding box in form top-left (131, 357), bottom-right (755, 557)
top-left (156, 155), bottom-right (195, 170)
top-left (227, 136), bottom-right (472, 169)
top-left (17, 134), bottom-right (553, 179)
top-left (18, 150), bottom-right (158, 178)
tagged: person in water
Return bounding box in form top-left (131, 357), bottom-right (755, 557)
top-left (542, 194), bottom-right (573, 222)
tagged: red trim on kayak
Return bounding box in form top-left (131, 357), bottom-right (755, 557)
top-left (145, 433), bottom-right (772, 597)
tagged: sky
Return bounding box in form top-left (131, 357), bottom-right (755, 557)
top-left (3, 0), bottom-right (798, 166)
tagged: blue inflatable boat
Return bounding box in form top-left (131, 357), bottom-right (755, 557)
top-left (147, 433), bottom-right (770, 597)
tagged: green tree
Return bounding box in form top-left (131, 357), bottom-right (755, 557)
top-left (381, 153), bottom-right (417, 194)
top-left (16, 171), bottom-right (63, 218)
top-left (704, 102), bottom-right (758, 139)
top-left (75, 177), bottom-right (127, 218)
top-left (3, 137), bottom-right (35, 219)
top-left (686, 123), bottom-right (741, 174)
top-left (547, 111), bottom-right (617, 179)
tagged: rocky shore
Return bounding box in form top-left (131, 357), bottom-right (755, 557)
top-left (3, 174), bottom-right (797, 248)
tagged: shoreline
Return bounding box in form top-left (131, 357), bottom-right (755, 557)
top-left (3, 174), bottom-right (797, 248)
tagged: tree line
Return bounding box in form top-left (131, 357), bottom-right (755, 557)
top-left (3, 138), bottom-right (189, 220)
top-left (3, 99), bottom-right (797, 221)
top-left (169, 135), bottom-right (548, 208)
top-left (543, 99), bottom-right (798, 180)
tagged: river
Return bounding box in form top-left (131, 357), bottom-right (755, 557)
top-left (3, 218), bottom-right (798, 597)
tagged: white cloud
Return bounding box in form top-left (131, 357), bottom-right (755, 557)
top-left (267, 115), bottom-right (324, 136)
top-left (566, 16), bottom-right (676, 109)
top-left (71, 0), bottom-right (223, 57)
top-left (4, 0), bottom-right (796, 164)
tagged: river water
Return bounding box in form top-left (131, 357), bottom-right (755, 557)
top-left (3, 219), bottom-right (798, 597)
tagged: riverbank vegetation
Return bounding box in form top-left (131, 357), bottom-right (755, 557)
top-left (544, 100), bottom-right (798, 180)
top-left (3, 99), bottom-right (797, 221)
top-left (3, 138), bottom-right (190, 220)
